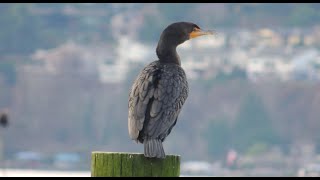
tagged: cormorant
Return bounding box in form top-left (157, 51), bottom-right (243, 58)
top-left (128, 22), bottom-right (214, 159)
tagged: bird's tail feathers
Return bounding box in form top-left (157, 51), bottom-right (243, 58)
top-left (144, 138), bottom-right (165, 159)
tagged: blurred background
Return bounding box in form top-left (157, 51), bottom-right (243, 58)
top-left (0, 3), bottom-right (320, 177)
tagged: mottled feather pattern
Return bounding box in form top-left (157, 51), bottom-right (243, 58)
top-left (128, 60), bottom-right (189, 143)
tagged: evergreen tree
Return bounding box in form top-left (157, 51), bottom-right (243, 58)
top-left (205, 117), bottom-right (231, 160)
top-left (231, 92), bottom-right (280, 153)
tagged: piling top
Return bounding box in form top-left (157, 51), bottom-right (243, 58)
top-left (92, 151), bottom-right (180, 158)
top-left (91, 151), bottom-right (181, 177)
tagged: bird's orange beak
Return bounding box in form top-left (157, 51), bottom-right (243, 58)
top-left (189, 27), bottom-right (214, 39)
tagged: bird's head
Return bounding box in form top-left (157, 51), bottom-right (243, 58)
top-left (159, 22), bottom-right (214, 46)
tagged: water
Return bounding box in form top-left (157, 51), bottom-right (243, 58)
top-left (0, 168), bottom-right (90, 177)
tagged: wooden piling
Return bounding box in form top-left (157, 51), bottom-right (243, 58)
top-left (91, 152), bottom-right (180, 177)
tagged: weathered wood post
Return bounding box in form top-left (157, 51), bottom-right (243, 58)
top-left (91, 152), bottom-right (180, 177)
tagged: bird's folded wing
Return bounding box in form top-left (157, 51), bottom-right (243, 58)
top-left (128, 62), bottom-right (158, 139)
top-left (128, 63), bottom-right (188, 140)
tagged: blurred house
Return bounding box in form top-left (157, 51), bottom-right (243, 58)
top-left (53, 153), bottom-right (81, 170)
top-left (14, 151), bottom-right (45, 169)
top-left (181, 161), bottom-right (213, 176)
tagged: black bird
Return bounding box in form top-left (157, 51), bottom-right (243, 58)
top-left (0, 113), bottom-right (8, 128)
top-left (128, 22), bottom-right (214, 159)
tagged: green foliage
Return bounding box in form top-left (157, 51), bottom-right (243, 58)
top-left (0, 60), bottom-right (16, 86)
top-left (1, 3), bottom-right (320, 55)
top-left (158, 3), bottom-right (194, 22)
top-left (245, 142), bottom-right (269, 156)
top-left (198, 67), bottom-right (247, 90)
top-left (287, 4), bottom-right (320, 26)
top-left (205, 117), bottom-right (231, 160)
top-left (0, 4), bottom-right (114, 56)
top-left (83, 100), bottom-right (94, 138)
top-left (0, 4), bottom-right (56, 54)
top-left (214, 67), bottom-right (247, 84)
top-left (139, 14), bottom-right (164, 43)
top-left (231, 92), bottom-right (281, 153)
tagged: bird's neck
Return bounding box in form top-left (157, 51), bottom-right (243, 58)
top-left (156, 41), bottom-right (181, 66)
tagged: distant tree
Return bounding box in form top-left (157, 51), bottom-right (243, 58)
top-left (139, 15), bottom-right (164, 43)
top-left (157, 3), bottom-right (195, 22)
top-left (0, 4), bottom-right (50, 54)
top-left (288, 4), bottom-right (320, 26)
top-left (205, 117), bottom-right (231, 160)
top-left (0, 60), bottom-right (16, 86)
top-left (82, 100), bottom-right (94, 139)
top-left (198, 67), bottom-right (247, 89)
top-left (231, 92), bottom-right (281, 153)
